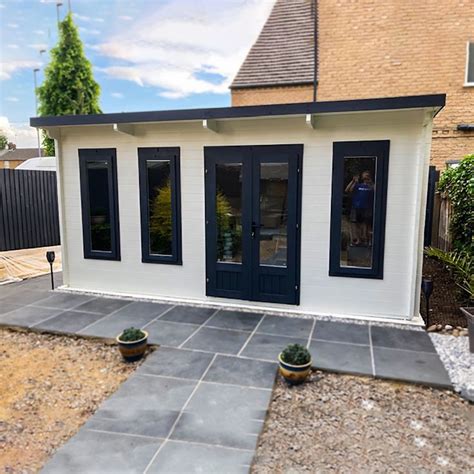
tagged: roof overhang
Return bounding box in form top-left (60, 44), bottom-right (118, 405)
top-left (30, 94), bottom-right (445, 130)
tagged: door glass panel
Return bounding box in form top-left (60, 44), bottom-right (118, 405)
top-left (259, 163), bottom-right (288, 267)
top-left (216, 163), bottom-right (242, 263)
top-left (87, 160), bottom-right (111, 252)
top-left (147, 160), bottom-right (172, 256)
top-left (340, 156), bottom-right (376, 268)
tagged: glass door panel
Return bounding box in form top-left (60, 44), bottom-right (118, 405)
top-left (259, 163), bottom-right (288, 267)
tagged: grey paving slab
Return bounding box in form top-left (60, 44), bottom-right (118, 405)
top-left (41, 429), bottom-right (160, 474)
top-left (204, 355), bottom-right (277, 388)
top-left (205, 310), bottom-right (263, 332)
top-left (1, 289), bottom-right (51, 306)
top-left (85, 410), bottom-right (179, 439)
top-left (32, 292), bottom-right (94, 310)
top-left (146, 320), bottom-right (199, 346)
top-left (73, 297), bottom-right (131, 315)
top-left (97, 373), bottom-right (197, 417)
top-left (159, 305), bottom-right (216, 325)
top-left (257, 314), bottom-right (313, 338)
top-left (240, 333), bottom-right (308, 361)
top-left (141, 347), bottom-right (214, 380)
top-left (147, 440), bottom-right (252, 474)
top-left (373, 347), bottom-right (452, 388)
top-left (183, 327), bottom-right (250, 355)
top-left (371, 326), bottom-right (436, 353)
top-left (0, 305), bottom-right (62, 328)
top-left (171, 382), bottom-right (270, 450)
top-left (79, 301), bottom-right (172, 338)
top-left (0, 302), bottom-right (21, 315)
top-left (33, 310), bottom-right (107, 333)
top-left (313, 320), bottom-right (370, 345)
top-left (309, 340), bottom-right (373, 376)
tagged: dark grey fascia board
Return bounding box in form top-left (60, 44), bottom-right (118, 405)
top-left (30, 94), bottom-right (446, 128)
top-left (229, 80), bottom-right (315, 90)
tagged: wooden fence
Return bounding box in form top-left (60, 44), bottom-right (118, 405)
top-left (0, 169), bottom-right (60, 251)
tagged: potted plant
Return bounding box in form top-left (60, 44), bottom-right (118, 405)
top-left (116, 327), bottom-right (148, 361)
top-left (278, 343), bottom-right (312, 384)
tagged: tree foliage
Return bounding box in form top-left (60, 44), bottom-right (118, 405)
top-left (438, 154), bottom-right (474, 254)
top-left (0, 134), bottom-right (8, 150)
top-left (38, 13), bottom-right (101, 156)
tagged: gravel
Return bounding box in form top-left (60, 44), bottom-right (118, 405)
top-left (0, 328), bottom-right (143, 473)
top-left (252, 371), bottom-right (473, 473)
top-left (430, 332), bottom-right (474, 401)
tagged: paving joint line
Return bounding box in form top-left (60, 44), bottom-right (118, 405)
top-left (306, 318), bottom-right (317, 349)
top-left (177, 309), bottom-right (220, 349)
top-left (142, 353), bottom-right (218, 474)
top-left (368, 325), bottom-right (376, 376)
top-left (86, 428), bottom-right (164, 441)
top-left (77, 300), bottom-right (136, 334)
top-left (237, 314), bottom-right (266, 357)
top-left (140, 305), bottom-right (177, 330)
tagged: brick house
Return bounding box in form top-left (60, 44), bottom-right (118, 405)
top-left (231, 0), bottom-right (474, 169)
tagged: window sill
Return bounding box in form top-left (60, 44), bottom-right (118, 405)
top-left (463, 83), bottom-right (474, 88)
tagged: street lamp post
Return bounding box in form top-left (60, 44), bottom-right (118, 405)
top-left (33, 68), bottom-right (41, 157)
top-left (56, 2), bottom-right (63, 28)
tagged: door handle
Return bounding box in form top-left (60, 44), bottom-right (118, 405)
top-left (251, 222), bottom-right (260, 238)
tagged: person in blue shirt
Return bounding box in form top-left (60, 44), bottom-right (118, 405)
top-left (345, 170), bottom-right (374, 246)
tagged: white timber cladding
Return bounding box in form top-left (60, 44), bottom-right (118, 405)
top-left (57, 109), bottom-right (430, 320)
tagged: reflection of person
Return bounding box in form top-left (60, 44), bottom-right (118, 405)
top-left (345, 171), bottom-right (374, 245)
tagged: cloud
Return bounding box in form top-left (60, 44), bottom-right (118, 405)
top-left (118, 15), bottom-right (133, 21)
top-left (0, 60), bottom-right (41, 80)
top-left (29, 43), bottom-right (48, 51)
top-left (74, 13), bottom-right (104, 23)
top-left (7, 44), bottom-right (19, 49)
top-left (34, 29), bottom-right (46, 35)
top-left (97, 0), bottom-right (273, 99)
top-left (111, 92), bottom-right (124, 99)
top-left (7, 23), bottom-right (19, 28)
top-left (0, 117), bottom-right (38, 148)
top-left (6, 97), bottom-right (19, 102)
top-left (79, 26), bottom-right (101, 36)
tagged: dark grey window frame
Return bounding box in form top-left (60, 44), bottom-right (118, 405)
top-left (138, 147), bottom-right (182, 265)
top-left (79, 148), bottom-right (120, 261)
top-left (466, 41), bottom-right (474, 85)
top-left (329, 140), bottom-right (390, 279)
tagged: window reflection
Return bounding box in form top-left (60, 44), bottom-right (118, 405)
top-left (340, 157), bottom-right (376, 268)
top-left (216, 163), bottom-right (242, 263)
top-left (87, 160), bottom-right (111, 252)
top-left (147, 160), bottom-right (172, 256)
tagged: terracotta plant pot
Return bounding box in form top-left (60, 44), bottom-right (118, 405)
top-left (278, 353), bottom-right (312, 385)
top-left (460, 307), bottom-right (474, 353)
top-left (116, 331), bottom-right (148, 362)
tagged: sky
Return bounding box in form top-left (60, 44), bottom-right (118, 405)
top-left (0, 0), bottom-right (275, 147)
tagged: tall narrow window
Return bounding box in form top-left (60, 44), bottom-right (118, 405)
top-left (138, 148), bottom-right (182, 264)
top-left (466, 42), bottom-right (474, 85)
top-left (329, 141), bottom-right (389, 279)
top-left (79, 149), bottom-right (120, 260)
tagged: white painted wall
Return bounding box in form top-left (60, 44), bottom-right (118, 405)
top-left (56, 108), bottom-right (432, 321)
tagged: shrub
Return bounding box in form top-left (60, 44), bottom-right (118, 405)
top-left (280, 343), bottom-right (311, 365)
top-left (425, 247), bottom-right (473, 303)
top-left (438, 154), bottom-right (474, 254)
top-left (119, 327), bottom-right (146, 342)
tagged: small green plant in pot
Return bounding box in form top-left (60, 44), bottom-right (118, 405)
top-left (116, 327), bottom-right (148, 362)
top-left (278, 343), bottom-right (312, 385)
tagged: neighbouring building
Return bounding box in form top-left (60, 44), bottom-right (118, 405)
top-left (0, 148), bottom-right (43, 169)
top-left (231, 0), bottom-right (474, 169)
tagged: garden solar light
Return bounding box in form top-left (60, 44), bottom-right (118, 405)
top-left (46, 251), bottom-right (56, 290)
top-left (421, 278), bottom-right (433, 328)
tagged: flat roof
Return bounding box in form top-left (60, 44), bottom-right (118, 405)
top-left (30, 94), bottom-right (445, 128)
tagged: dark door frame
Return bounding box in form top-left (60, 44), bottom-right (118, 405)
top-left (204, 144), bottom-right (303, 305)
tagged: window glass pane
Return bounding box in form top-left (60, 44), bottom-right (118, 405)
top-left (216, 163), bottom-right (242, 263)
top-left (468, 42), bottom-right (474, 83)
top-left (340, 157), bottom-right (376, 268)
top-left (259, 163), bottom-right (288, 267)
top-left (87, 160), bottom-right (111, 252)
top-left (147, 160), bottom-right (172, 256)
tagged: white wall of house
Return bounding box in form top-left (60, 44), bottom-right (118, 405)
top-left (56, 108), bottom-right (432, 321)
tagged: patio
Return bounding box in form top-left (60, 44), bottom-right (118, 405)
top-left (0, 274), bottom-right (452, 473)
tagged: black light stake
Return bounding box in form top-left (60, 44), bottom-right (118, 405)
top-left (421, 278), bottom-right (433, 328)
top-left (46, 251), bottom-right (56, 290)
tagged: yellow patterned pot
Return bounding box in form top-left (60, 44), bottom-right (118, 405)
top-left (278, 353), bottom-right (312, 385)
top-left (116, 331), bottom-right (148, 362)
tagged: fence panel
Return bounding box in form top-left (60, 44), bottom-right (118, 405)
top-left (0, 169), bottom-right (60, 251)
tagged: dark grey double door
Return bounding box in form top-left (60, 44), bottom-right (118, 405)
top-left (205, 145), bottom-right (302, 305)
